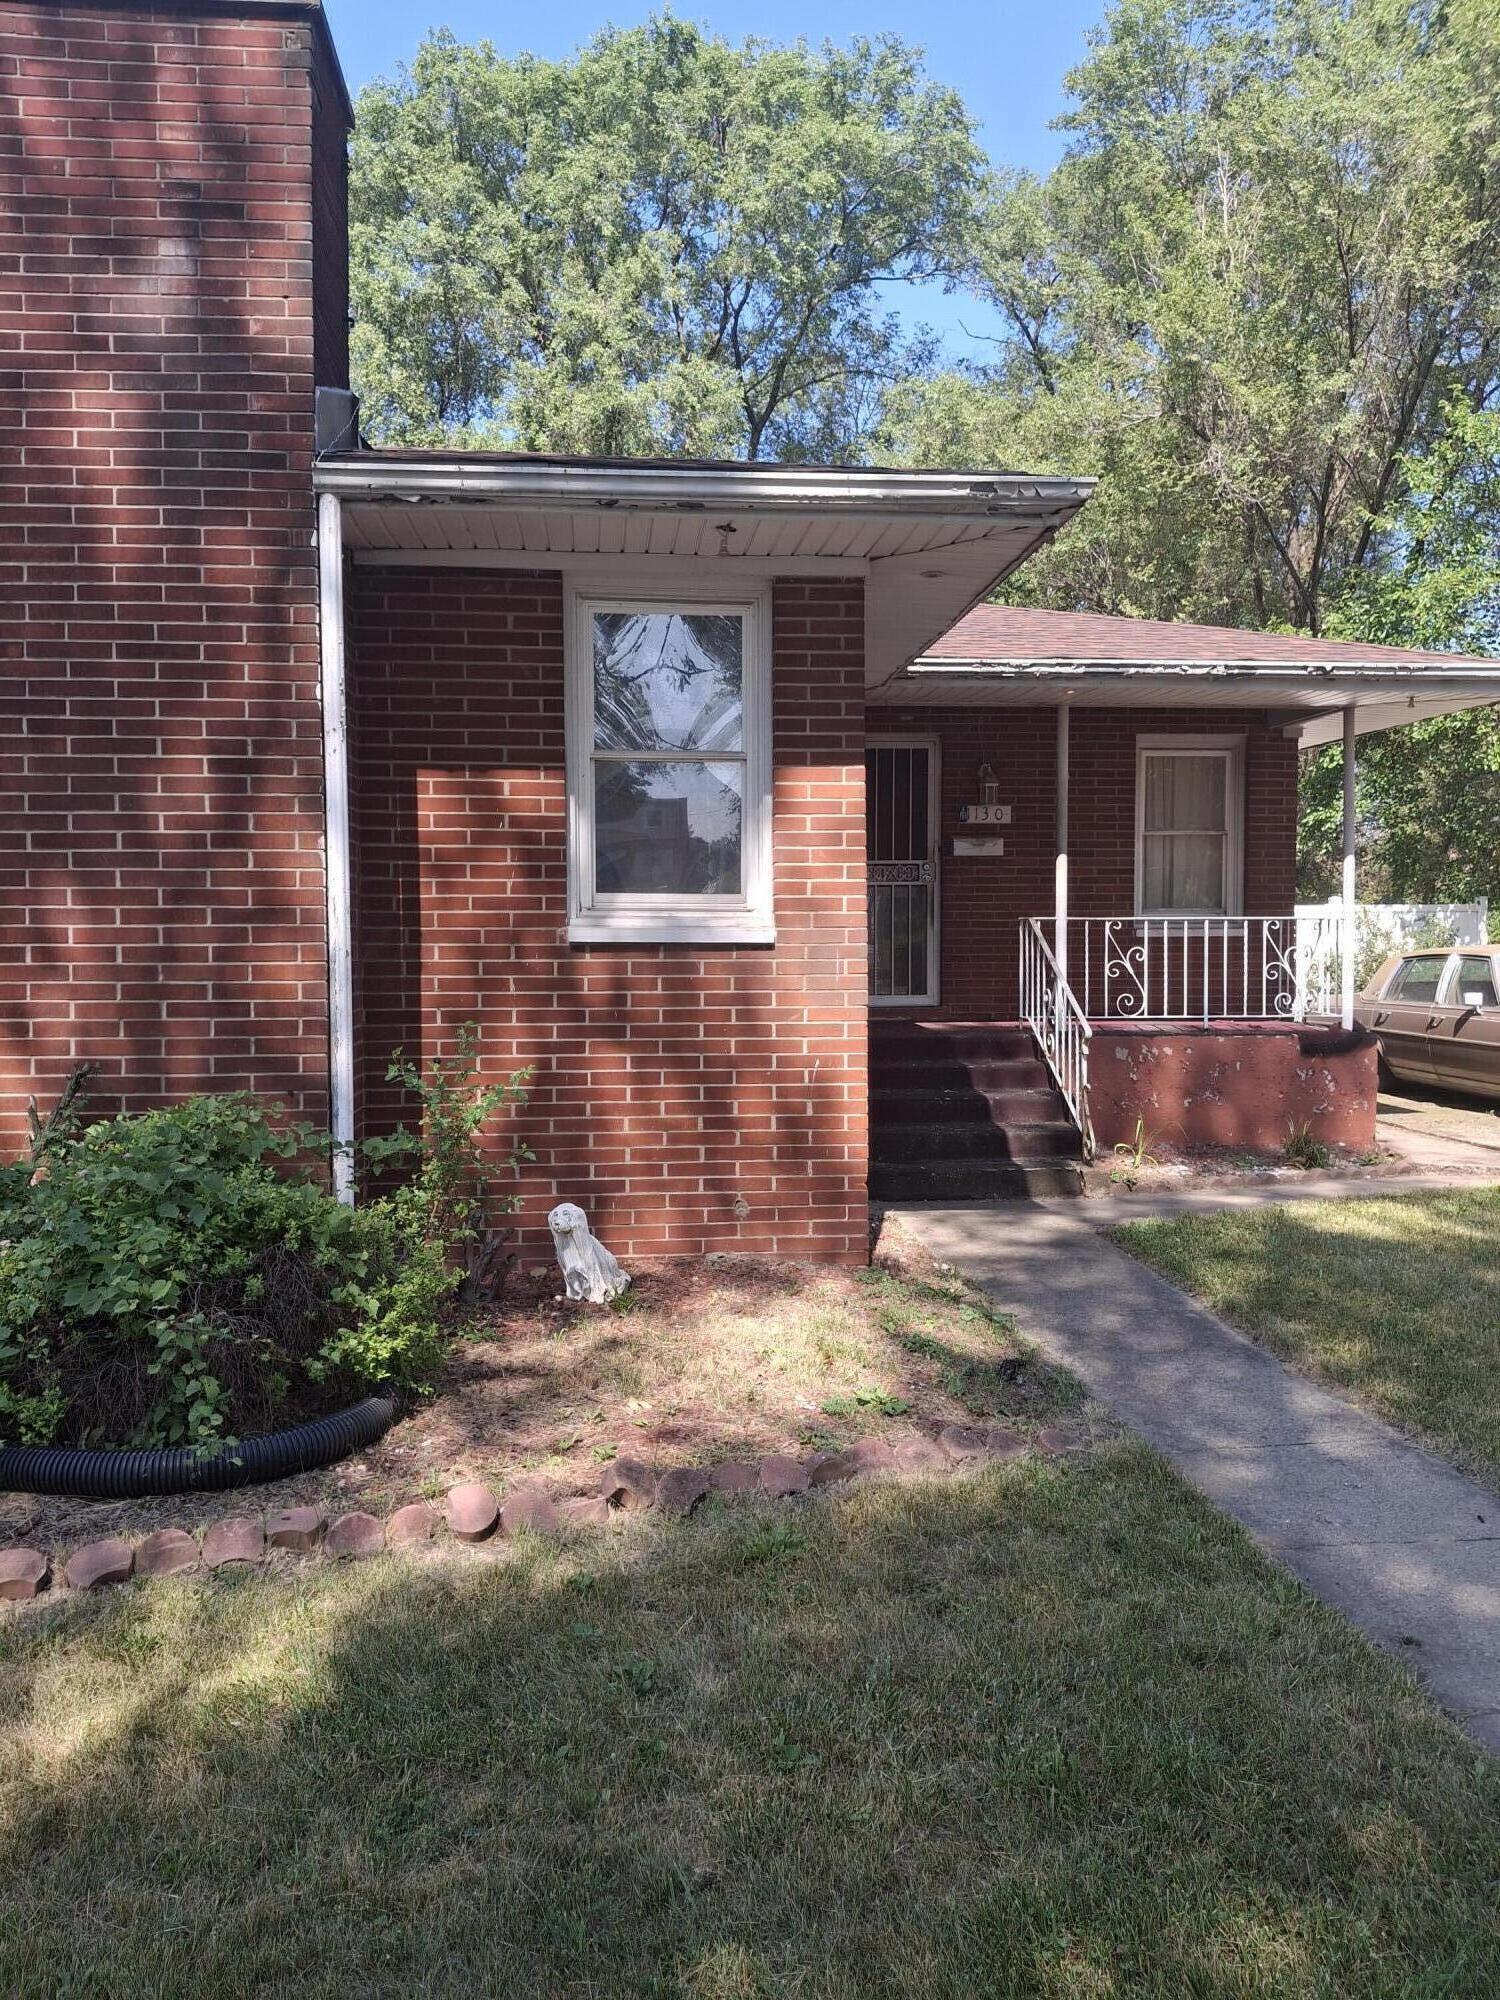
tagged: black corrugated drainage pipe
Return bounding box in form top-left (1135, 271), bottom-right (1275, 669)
top-left (0, 1396), bottom-right (397, 1498)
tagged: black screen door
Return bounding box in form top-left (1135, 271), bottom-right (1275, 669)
top-left (867, 739), bottom-right (938, 1005)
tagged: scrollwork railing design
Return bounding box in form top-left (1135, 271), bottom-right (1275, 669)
top-left (1039, 916), bottom-right (1347, 1024)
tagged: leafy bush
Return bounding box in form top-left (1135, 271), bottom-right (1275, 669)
top-left (0, 1040), bottom-right (528, 1450)
top-left (363, 1024), bottom-right (532, 1301)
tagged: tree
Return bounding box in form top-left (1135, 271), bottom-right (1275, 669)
top-left (1299, 404), bottom-right (1500, 906)
top-left (349, 18), bottom-right (982, 460)
top-left (886, 0), bottom-right (1500, 632)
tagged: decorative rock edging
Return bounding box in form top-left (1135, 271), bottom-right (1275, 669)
top-left (137, 1528), bottom-right (199, 1578)
top-left (0, 1423), bottom-right (1071, 1603)
top-left (268, 1506), bottom-right (325, 1553)
top-left (0, 1546), bottom-right (50, 1600)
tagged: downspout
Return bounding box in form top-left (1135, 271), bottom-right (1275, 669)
top-left (317, 491), bottom-right (355, 1202)
top-left (1341, 704), bottom-right (1357, 1032)
top-left (1055, 702), bottom-right (1070, 985)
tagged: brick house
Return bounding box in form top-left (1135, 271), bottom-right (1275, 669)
top-left (7, 0), bottom-right (1500, 1263)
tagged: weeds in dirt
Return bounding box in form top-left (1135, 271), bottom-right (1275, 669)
top-left (1284, 1120), bottom-right (1334, 1171)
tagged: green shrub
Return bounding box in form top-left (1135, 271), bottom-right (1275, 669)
top-left (0, 1040), bottom-right (528, 1450)
top-left (363, 1024), bottom-right (532, 1301)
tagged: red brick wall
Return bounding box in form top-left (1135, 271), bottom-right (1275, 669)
top-left (868, 704), bottom-right (1299, 1017)
top-left (0, 1), bottom-right (349, 1147)
top-left (347, 566), bottom-right (869, 1263)
top-left (1090, 1024), bottom-right (1377, 1152)
top-left (309, 19), bottom-right (348, 390)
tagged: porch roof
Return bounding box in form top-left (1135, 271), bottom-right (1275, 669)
top-left (312, 449), bottom-right (1094, 686)
top-left (887, 603), bottom-right (1500, 745)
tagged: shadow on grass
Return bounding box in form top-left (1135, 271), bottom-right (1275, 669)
top-left (4, 1259), bottom-right (1084, 1554)
top-left (2, 1450), bottom-right (1497, 1999)
top-left (1113, 1188), bottom-right (1500, 1482)
top-left (857, 1267), bottom-right (1088, 1434)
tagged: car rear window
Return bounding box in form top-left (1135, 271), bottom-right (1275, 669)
top-left (1452, 955), bottom-right (1500, 1008)
top-left (1386, 955), bottom-right (1448, 1003)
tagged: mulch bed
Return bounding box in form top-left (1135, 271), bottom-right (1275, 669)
top-left (0, 1219), bottom-right (1093, 1556)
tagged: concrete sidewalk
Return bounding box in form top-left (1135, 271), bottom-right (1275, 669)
top-left (1040, 1172), bottom-right (1490, 1230)
top-left (895, 1200), bottom-right (1500, 1750)
top-left (1377, 1086), bottom-right (1500, 1176)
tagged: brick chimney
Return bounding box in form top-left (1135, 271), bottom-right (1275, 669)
top-left (0, 0), bottom-right (352, 1141)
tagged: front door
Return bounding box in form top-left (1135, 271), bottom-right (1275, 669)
top-left (867, 738), bottom-right (939, 1007)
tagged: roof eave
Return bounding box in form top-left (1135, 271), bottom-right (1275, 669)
top-left (906, 658), bottom-right (1500, 681)
top-left (312, 456), bottom-right (1096, 522)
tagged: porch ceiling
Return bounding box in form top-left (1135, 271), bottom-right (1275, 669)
top-left (314, 452), bottom-right (1093, 686)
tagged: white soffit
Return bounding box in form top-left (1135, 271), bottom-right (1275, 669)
top-left (315, 456), bottom-right (1093, 686)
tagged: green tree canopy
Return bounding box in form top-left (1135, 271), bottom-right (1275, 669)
top-left (349, 17), bottom-right (982, 459)
top-left (886, 0), bottom-right (1500, 633)
top-left (1299, 404), bottom-right (1500, 905)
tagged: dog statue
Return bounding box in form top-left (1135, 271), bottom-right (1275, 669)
top-left (547, 1201), bottom-right (631, 1305)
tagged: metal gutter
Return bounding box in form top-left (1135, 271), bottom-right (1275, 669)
top-left (312, 457), bottom-right (1095, 520)
top-left (906, 659), bottom-right (1500, 681)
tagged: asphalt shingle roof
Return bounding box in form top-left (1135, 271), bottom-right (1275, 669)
top-left (925, 603), bottom-right (1496, 671)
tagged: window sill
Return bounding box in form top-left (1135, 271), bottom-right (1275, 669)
top-left (568, 916), bottom-right (776, 947)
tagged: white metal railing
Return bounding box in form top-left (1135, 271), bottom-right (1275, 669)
top-left (1036, 915), bottom-right (1347, 1024)
top-left (1020, 918), bottom-right (1095, 1159)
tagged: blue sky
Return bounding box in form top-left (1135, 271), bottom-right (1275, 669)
top-left (321, 0), bottom-right (1107, 361)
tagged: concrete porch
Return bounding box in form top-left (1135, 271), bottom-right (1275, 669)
top-left (869, 1010), bottom-right (1380, 1201)
top-left (868, 1019), bottom-right (1086, 1202)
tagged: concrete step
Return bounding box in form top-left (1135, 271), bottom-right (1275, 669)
top-left (871, 1086), bottom-right (1063, 1126)
top-left (874, 1119), bottom-right (1082, 1164)
top-left (965, 1058), bottom-right (1058, 1093)
top-left (870, 1158), bottom-right (1085, 1202)
top-left (871, 1057), bottom-right (1052, 1093)
top-left (869, 1024), bottom-right (1033, 1064)
top-left (867, 1017), bottom-right (1086, 1200)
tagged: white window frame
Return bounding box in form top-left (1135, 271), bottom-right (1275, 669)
top-left (565, 586), bottom-right (774, 945)
top-left (1134, 734), bottom-right (1245, 920)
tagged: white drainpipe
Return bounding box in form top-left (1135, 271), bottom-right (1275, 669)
top-left (1341, 703), bottom-right (1357, 1031)
top-left (317, 491), bottom-right (355, 1201)
top-left (1054, 702), bottom-right (1070, 984)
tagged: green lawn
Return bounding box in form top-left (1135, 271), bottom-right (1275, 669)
top-left (1113, 1187), bottom-right (1500, 1488)
top-left (4, 1445), bottom-right (1500, 1997)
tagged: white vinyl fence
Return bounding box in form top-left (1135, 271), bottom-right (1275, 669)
top-left (1295, 900), bottom-right (1491, 990)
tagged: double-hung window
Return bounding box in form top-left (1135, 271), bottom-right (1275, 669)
top-left (566, 593), bottom-right (773, 943)
top-left (1135, 735), bottom-right (1244, 918)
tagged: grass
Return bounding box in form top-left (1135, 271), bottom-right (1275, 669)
top-left (5, 1237), bottom-right (1499, 1994)
top-left (4, 1446), bottom-right (1500, 1998)
top-left (1112, 1187), bottom-right (1500, 1485)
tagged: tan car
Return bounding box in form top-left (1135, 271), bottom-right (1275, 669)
top-left (1357, 947), bottom-right (1500, 1099)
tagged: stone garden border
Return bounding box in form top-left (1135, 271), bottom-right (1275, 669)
top-left (0, 1423), bottom-right (1071, 1603)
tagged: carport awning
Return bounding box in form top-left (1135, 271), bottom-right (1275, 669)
top-left (882, 667), bottom-right (1500, 744)
top-left (313, 451), bottom-right (1094, 689)
top-left (884, 602), bottom-right (1500, 742)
